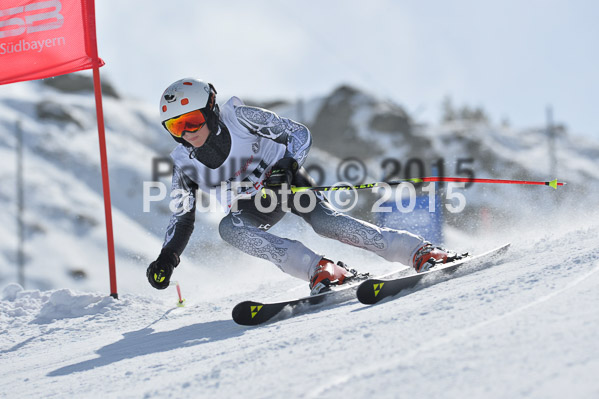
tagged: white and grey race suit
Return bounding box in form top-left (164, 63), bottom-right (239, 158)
top-left (162, 96), bottom-right (425, 281)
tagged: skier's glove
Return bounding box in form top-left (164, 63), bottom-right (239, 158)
top-left (146, 248), bottom-right (180, 290)
top-left (264, 157), bottom-right (299, 189)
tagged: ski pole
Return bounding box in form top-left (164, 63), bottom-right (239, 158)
top-left (170, 281), bottom-right (185, 307)
top-left (291, 177), bottom-right (566, 193)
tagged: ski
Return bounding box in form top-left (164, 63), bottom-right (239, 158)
top-left (232, 274), bottom-right (369, 326)
top-left (356, 243), bottom-right (511, 305)
top-left (232, 269), bottom-right (405, 326)
top-left (232, 244), bottom-right (510, 325)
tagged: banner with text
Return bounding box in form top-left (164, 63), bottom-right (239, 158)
top-left (0, 0), bottom-right (104, 85)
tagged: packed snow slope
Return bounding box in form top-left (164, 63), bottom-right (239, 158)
top-left (1, 76), bottom-right (599, 398)
top-left (1, 211), bottom-right (599, 398)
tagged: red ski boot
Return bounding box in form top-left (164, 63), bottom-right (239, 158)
top-left (412, 243), bottom-right (461, 273)
top-left (309, 258), bottom-right (357, 295)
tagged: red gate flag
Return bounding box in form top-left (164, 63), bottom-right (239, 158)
top-left (0, 0), bottom-right (104, 84)
top-left (0, 0), bottom-right (118, 299)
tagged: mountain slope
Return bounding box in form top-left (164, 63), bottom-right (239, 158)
top-left (1, 77), bottom-right (599, 399)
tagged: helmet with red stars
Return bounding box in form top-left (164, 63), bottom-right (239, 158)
top-left (159, 78), bottom-right (218, 145)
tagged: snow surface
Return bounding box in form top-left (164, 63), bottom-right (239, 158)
top-left (1, 211), bottom-right (599, 398)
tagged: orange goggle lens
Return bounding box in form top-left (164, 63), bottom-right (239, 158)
top-left (163, 110), bottom-right (207, 138)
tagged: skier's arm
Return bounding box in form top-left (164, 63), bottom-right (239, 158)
top-left (162, 165), bottom-right (198, 256)
top-left (147, 166), bottom-right (198, 289)
top-left (234, 105), bottom-right (312, 166)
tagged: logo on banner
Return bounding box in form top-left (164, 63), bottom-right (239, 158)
top-left (0, 0), bottom-right (66, 55)
top-left (0, 0), bottom-right (64, 39)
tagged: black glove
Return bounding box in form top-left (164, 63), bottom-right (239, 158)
top-left (265, 157), bottom-right (299, 189)
top-left (146, 248), bottom-right (180, 290)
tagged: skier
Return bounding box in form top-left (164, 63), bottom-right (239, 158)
top-left (146, 78), bottom-right (460, 295)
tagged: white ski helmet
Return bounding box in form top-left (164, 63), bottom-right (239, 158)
top-left (159, 78), bottom-right (218, 143)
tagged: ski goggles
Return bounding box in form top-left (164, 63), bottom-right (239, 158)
top-left (162, 109), bottom-right (207, 138)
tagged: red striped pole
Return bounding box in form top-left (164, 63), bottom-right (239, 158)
top-left (86, 0), bottom-right (118, 299)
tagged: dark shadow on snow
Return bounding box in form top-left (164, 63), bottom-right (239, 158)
top-left (1, 328), bottom-right (61, 354)
top-left (47, 318), bottom-right (243, 377)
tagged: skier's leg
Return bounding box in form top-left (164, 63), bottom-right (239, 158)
top-left (218, 198), bottom-right (322, 282)
top-left (290, 168), bottom-right (426, 266)
top-left (300, 201), bottom-right (425, 266)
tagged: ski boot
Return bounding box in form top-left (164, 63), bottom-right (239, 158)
top-left (309, 258), bottom-right (358, 295)
top-left (412, 243), bottom-right (464, 273)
